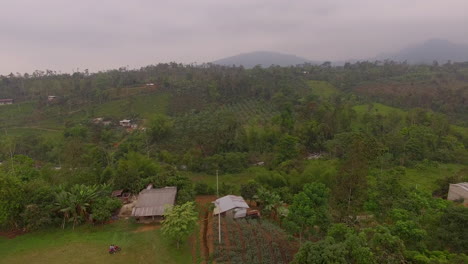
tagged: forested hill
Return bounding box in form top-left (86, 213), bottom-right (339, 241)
top-left (1, 61), bottom-right (468, 263)
top-left (212, 51), bottom-right (315, 68)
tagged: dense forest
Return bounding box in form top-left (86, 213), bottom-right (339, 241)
top-left (1, 61), bottom-right (467, 263)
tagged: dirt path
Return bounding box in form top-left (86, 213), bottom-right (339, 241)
top-left (195, 195), bottom-right (216, 264)
top-left (133, 224), bottom-right (160, 233)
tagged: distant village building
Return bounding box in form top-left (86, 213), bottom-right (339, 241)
top-left (0, 99), bottom-right (13, 105)
top-left (146, 83), bottom-right (155, 86)
top-left (119, 119), bottom-right (132, 127)
top-left (103, 121), bottom-right (112, 126)
top-left (93, 117), bottom-right (104, 124)
top-left (47, 95), bottom-right (57, 102)
top-left (307, 153), bottom-right (322, 160)
top-left (132, 186), bottom-right (177, 221)
top-left (447, 182), bottom-right (468, 206)
top-left (213, 195), bottom-right (250, 219)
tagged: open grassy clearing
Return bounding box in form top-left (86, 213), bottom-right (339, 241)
top-left (0, 220), bottom-right (191, 264)
top-left (400, 163), bottom-right (466, 192)
top-left (353, 102), bottom-right (406, 116)
top-left (308, 80), bottom-right (339, 98)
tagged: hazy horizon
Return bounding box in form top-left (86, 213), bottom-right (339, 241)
top-left (2, 0), bottom-right (468, 74)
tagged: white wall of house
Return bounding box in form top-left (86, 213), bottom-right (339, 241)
top-left (447, 183), bottom-right (468, 205)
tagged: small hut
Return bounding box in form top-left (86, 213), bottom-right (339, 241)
top-left (213, 195), bottom-right (250, 219)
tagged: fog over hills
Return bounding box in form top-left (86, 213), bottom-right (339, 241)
top-left (212, 51), bottom-right (316, 68)
top-left (213, 39), bottom-right (468, 68)
top-left (376, 39), bottom-right (468, 64)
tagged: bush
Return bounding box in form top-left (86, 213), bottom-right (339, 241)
top-left (195, 182), bottom-right (215, 195)
top-left (91, 197), bottom-right (122, 223)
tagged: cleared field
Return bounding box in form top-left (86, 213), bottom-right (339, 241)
top-left (308, 80), bottom-right (339, 98)
top-left (0, 220), bottom-right (191, 264)
top-left (400, 164), bottom-right (467, 192)
top-left (353, 102), bottom-right (406, 116)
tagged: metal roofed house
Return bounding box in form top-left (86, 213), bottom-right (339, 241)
top-left (447, 182), bottom-right (468, 206)
top-left (119, 119), bottom-right (132, 127)
top-left (0, 99), bottom-right (13, 105)
top-left (213, 195), bottom-right (250, 219)
top-left (132, 186), bottom-right (177, 221)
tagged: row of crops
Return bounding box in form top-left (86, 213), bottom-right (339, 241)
top-left (212, 217), bottom-right (296, 264)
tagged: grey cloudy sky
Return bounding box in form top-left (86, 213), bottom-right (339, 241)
top-left (2, 0), bottom-right (468, 74)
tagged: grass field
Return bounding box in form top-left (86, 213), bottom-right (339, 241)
top-left (353, 103), bottom-right (406, 116)
top-left (400, 163), bottom-right (467, 192)
top-left (0, 220), bottom-right (191, 264)
top-left (308, 80), bottom-right (339, 98)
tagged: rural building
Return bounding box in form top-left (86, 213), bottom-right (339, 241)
top-left (48, 95), bottom-right (57, 102)
top-left (447, 182), bottom-right (468, 205)
top-left (0, 99), bottom-right (13, 105)
top-left (119, 119), bottom-right (132, 127)
top-left (213, 195), bottom-right (250, 219)
top-left (111, 189), bottom-right (131, 204)
top-left (132, 186), bottom-right (177, 221)
top-left (93, 117), bottom-right (103, 124)
top-left (146, 83), bottom-right (155, 86)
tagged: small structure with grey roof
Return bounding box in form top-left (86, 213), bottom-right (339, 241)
top-left (213, 195), bottom-right (250, 219)
top-left (447, 182), bottom-right (468, 206)
top-left (0, 99), bottom-right (13, 105)
top-left (132, 186), bottom-right (177, 221)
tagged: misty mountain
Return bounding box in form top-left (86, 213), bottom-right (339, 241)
top-left (377, 39), bottom-right (468, 64)
top-left (213, 51), bottom-right (316, 68)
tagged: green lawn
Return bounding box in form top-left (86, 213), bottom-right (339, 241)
top-left (400, 163), bottom-right (466, 192)
top-left (353, 103), bottom-right (406, 116)
top-left (0, 220), bottom-right (191, 264)
top-left (308, 80), bottom-right (339, 98)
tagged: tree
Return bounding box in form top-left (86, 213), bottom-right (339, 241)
top-left (292, 238), bottom-right (347, 264)
top-left (240, 180), bottom-right (259, 204)
top-left (0, 173), bottom-right (25, 228)
top-left (284, 183), bottom-right (330, 244)
top-left (276, 134), bottom-right (300, 163)
top-left (161, 202), bottom-right (198, 249)
top-left (91, 197), bottom-right (122, 223)
top-left (254, 187), bottom-right (282, 218)
top-left (148, 114), bottom-right (173, 143)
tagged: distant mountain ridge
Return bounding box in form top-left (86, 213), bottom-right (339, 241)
top-left (212, 51), bottom-right (316, 68)
top-left (377, 39), bottom-right (468, 64)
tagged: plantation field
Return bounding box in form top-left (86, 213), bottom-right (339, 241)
top-left (211, 217), bottom-right (297, 264)
top-left (0, 221), bottom-right (191, 264)
top-left (94, 92), bottom-right (170, 119)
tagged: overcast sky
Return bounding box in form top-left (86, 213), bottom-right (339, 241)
top-left (2, 0), bottom-right (468, 74)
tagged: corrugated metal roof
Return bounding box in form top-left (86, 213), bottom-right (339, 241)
top-left (452, 182), bottom-right (468, 192)
top-left (213, 195), bottom-right (249, 214)
top-left (131, 187), bottom-right (177, 217)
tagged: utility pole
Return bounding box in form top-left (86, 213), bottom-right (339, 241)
top-left (216, 169), bottom-right (221, 243)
